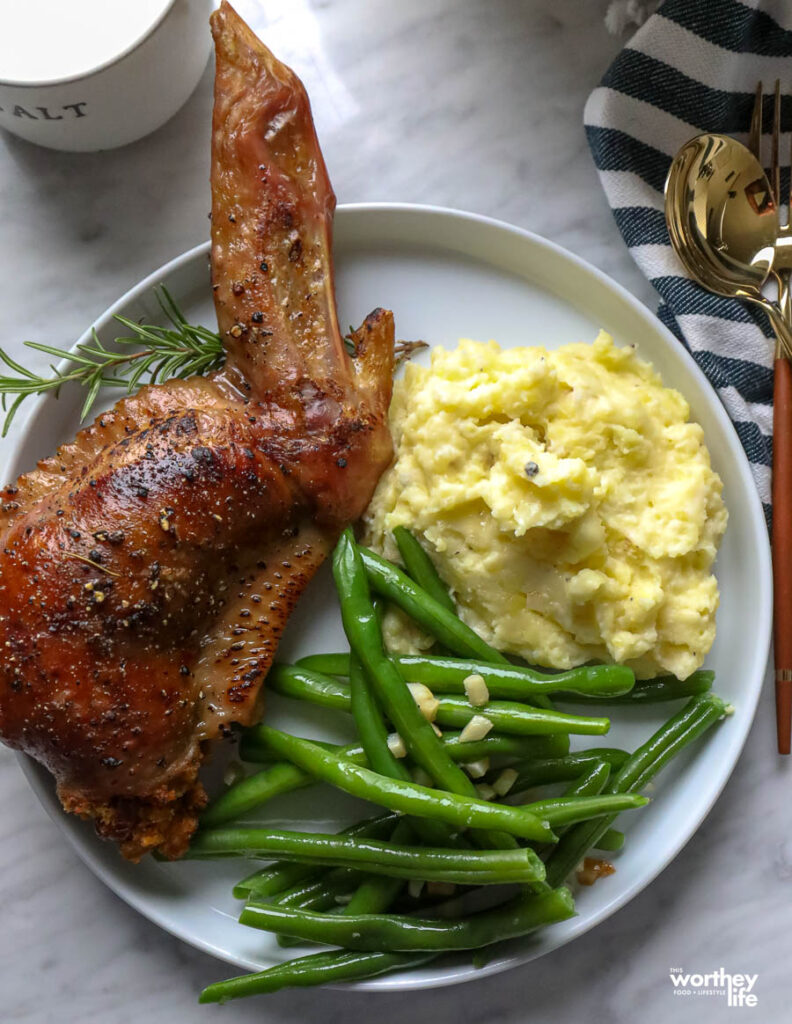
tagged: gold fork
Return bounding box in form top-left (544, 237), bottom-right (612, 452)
top-left (749, 80), bottom-right (792, 754)
top-left (750, 81), bottom-right (792, 319)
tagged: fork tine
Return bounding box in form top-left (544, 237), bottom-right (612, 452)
top-left (773, 79), bottom-right (782, 206)
top-left (749, 81), bottom-right (763, 160)
top-left (788, 93), bottom-right (792, 225)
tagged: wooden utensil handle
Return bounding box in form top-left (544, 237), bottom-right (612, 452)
top-left (773, 355), bottom-right (792, 754)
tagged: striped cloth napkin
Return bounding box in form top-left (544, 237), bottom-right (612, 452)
top-left (585, 0), bottom-right (792, 521)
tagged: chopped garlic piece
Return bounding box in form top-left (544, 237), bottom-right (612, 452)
top-left (463, 673), bottom-right (489, 707)
top-left (458, 714), bottom-right (493, 743)
top-left (407, 681), bottom-right (440, 721)
top-left (412, 767), bottom-right (433, 787)
top-left (462, 758), bottom-right (490, 778)
top-left (223, 760), bottom-right (245, 788)
top-left (492, 767), bottom-right (518, 796)
top-left (407, 681), bottom-right (434, 703)
top-left (387, 732), bottom-right (407, 759)
top-left (475, 782), bottom-right (496, 801)
top-left (408, 879), bottom-right (425, 899)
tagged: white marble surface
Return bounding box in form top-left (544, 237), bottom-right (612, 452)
top-left (0, 1), bottom-right (787, 1020)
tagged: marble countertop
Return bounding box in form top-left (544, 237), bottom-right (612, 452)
top-left (0, 1), bottom-right (787, 1021)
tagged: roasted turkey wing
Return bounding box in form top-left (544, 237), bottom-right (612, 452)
top-left (0, 2), bottom-right (393, 860)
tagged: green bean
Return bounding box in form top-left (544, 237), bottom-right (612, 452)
top-left (186, 829), bottom-right (547, 885)
top-left (239, 730), bottom-right (361, 765)
top-left (556, 670), bottom-right (714, 705)
top-left (435, 696), bottom-right (610, 737)
top-left (440, 731), bottom-right (570, 761)
top-left (393, 526), bottom-right (456, 612)
top-left (276, 821), bottom-right (413, 948)
top-left (549, 762), bottom-right (611, 841)
top-left (202, 762), bottom-right (310, 829)
top-left (240, 728), bottom-right (569, 769)
top-left (297, 652), bottom-right (352, 676)
top-left (506, 749), bottom-right (629, 794)
top-left (358, 544), bottom-right (511, 664)
top-left (349, 647), bottom-right (457, 846)
top-left (250, 725), bottom-right (556, 842)
top-left (262, 661), bottom-right (610, 737)
top-left (519, 764), bottom-right (612, 888)
top-left (233, 862), bottom-right (316, 902)
top-left (272, 866), bottom-right (367, 950)
top-left (471, 947), bottom-right (498, 969)
top-left (522, 792), bottom-right (647, 828)
top-left (233, 813), bottom-right (400, 900)
top-left (545, 693), bottom-right (729, 886)
top-left (594, 829), bottom-right (624, 853)
top-left (343, 873), bottom-right (405, 917)
top-left (267, 663), bottom-right (351, 711)
top-left (273, 869), bottom-right (361, 949)
top-left (303, 653), bottom-right (635, 700)
top-left (274, 869), bottom-right (360, 910)
top-left (342, 819), bottom-right (412, 917)
top-left (205, 742), bottom-right (367, 828)
top-left (402, 656), bottom-right (633, 699)
top-left (240, 885), bottom-right (575, 952)
top-left (348, 652), bottom-right (408, 780)
top-left (338, 538), bottom-right (541, 860)
top-left (332, 530), bottom-right (481, 795)
top-left (560, 762), bottom-right (610, 799)
top-left (335, 534), bottom-right (482, 850)
top-left (450, 661), bottom-right (631, 698)
top-left (347, 620), bottom-right (453, 853)
top-left (199, 950), bottom-right (438, 1003)
top-left (611, 692), bottom-right (729, 792)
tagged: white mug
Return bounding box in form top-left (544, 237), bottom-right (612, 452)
top-left (0, 0), bottom-right (213, 152)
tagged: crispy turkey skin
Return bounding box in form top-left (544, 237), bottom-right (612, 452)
top-left (0, 2), bottom-right (393, 860)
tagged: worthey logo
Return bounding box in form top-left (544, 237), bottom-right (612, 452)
top-left (668, 967), bottom-right (758, 1008)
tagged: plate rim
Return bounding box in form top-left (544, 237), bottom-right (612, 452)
top-left (9, 201), bottom-right (772, 992)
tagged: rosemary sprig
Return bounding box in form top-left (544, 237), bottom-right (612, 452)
top-left (394, 338), bottom-right (429, 367)
top-left (0, 286), bottom-right (224, 437)
top-left (1, 289), bottom-right (428, 438)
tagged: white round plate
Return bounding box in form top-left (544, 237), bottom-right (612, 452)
top-left (9, 204), bottom-right (771, 990)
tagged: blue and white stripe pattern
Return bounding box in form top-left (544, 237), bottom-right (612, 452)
top-left (585, 0), bottom-right (792, 520)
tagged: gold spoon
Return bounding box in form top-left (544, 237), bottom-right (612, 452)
top-left (665, 132), bottom-right (792, 356)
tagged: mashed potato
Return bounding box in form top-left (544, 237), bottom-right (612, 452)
top-left (364, 332), bottom-right (727, 680)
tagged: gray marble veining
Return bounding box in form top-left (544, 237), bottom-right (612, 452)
top-left (0, 1), bottom-right (786, 1021)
